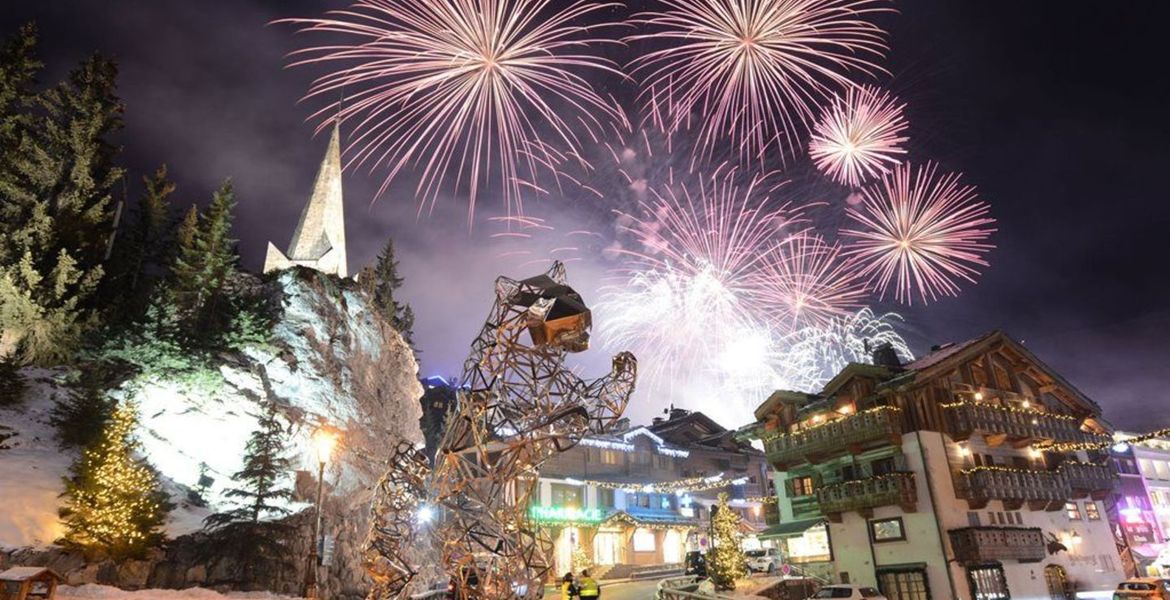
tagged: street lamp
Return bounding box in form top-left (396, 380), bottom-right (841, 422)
top-left (304, 428), bottom-right (338, 599)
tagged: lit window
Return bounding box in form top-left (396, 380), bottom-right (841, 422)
top-left (1065, 502), bottom-right (1082, 521)
top-left (869, 517), bottom-right (906, 543)
top-left (789, 476), bottom-right (816, 497)
top-left (633, 528), bottom-right (656, 552)
top-left (1085, 502), bottom-right (1101, 521)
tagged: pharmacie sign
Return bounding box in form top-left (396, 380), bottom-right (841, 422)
top-left (529, 505), bottom-right (604, 523)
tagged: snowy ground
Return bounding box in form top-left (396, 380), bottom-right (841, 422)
top-left (58, 584), bottom-right (296, 600)
top-left (0, 369), bottom-right (210, 549)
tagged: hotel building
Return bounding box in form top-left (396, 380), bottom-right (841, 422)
top-left (743, 331), bottom-right (1125, 600)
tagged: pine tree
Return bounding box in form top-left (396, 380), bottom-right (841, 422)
top-left (170, 181), bottom-right (238, 341)
top-left (59, 399), bottom-right (169, 559)
top-left (105, 165), bottom-right (176, 323)
top-left (708, 493), bottom-right (747, 590)
top-left (50, 378), bottom-right (114, 448)
top-left (0, 40), bottom-right (124, 365)
top-left (203, 401), bottom-right (294, 587)
top-left (360, 237), bottom-right (414, 345)
top-left (0, 23), bottom-right (39, 171)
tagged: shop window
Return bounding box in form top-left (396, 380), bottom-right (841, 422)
top-left (660, 495), bottom-right (672, 510)
top-left (599, 488), bottom-right (615, 508)
top-left (1084, 502), bottom-right (1101, 521)
top-left (878, 567), bottom-right (930, 600)
top-left (1065, 502), bottom-right (1081, 521)
top-left (633, 528), bottom-right (656, 552)
top-left (639, 494), bottom-right (650, 508)
top-left (967, 563), bottom-right (1010, 600)
top-left (869, 517), bottom-right (906, 543)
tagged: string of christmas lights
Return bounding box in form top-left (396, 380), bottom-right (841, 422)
top-left (1041, 428), bottom-right (1170, 453)
top-left (758, 405), bottom-right (901, 443)
top-left (566, 472), bottom-right (750, 494)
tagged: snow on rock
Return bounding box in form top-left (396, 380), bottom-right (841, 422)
top-left (2, 268), bottom-right (424, 598)
top-left (58, 584), bottom-right (296, 600)
top-left (117, 268), bottom-right (423, 514)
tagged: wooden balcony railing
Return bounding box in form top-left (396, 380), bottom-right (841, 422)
top-left (948, 527), bottom-right (1046, 564)
top-left (956, 468), bottom-right (1069, 511)
top-left (1059, 462), bottom-right (1116, 500)
top-left (763, 407), bottom-right (904, 469)
top-left (944, 401), bottom-right (1105, 447)
top-left (816, 472), bottom-right (916, 521)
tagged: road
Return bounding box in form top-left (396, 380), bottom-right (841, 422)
top-left (543, 578), bottom-right (660, 600)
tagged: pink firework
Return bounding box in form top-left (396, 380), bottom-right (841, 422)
top-left (280, 0), bottom-right (626, 221)
top-left (809, 85), bottom-right (909, 187)
top-left (842, 162), bottom-right (997, 305)
top-left (627, 0), bottom-right (892, 164)
top-left (614, 167), bottom-right (805, 298)
top-left (757, 232), bottom-right (867, 331)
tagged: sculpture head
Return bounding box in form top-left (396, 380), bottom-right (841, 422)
top-left (499, 262), bottom-right (592, 353)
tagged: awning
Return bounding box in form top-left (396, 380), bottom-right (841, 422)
top-left (760, 518), bottom-right (825, 539)
top-left (1131, 543), bottom-right (1166, 560)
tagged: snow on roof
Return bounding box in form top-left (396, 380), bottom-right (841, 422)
top-left (0, 566), bottom-right (59, 581)
top-left (902, 332), bottom-right (995, 372)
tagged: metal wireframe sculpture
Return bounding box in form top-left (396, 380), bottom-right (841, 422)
top-left (364, 262), bottom-right (637, 600)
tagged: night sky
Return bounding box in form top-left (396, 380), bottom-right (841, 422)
top-left (5, 1), bottom-right (1168, 431)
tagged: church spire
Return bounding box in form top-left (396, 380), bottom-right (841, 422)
top-left (264, 123), bottom-right (348, 278)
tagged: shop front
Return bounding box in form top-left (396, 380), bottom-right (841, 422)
top-left (531, 506), bottom-right (697, 577)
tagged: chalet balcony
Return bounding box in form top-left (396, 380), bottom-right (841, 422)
top-left (956, 468), bottom-right (1069, 511)
top-left (764, 407), bottom-right (904, 469)
top-left (1059, 462), bottom-right (1116, 500)
top-left (816, 472), bottom-right (916, 522)
top-left (944, 401), bottom-right (1103, 447)
top-left (948, 527), bottom-right (1046, 564)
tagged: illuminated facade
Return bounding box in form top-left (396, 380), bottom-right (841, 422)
top-left (1111, 433), bottom-right (1170, 575)
top-left (532, 410), bottom-right (770, 578)
top-left (744, 331), bottom-right (1125, 600)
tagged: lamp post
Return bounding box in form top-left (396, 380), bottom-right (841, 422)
top-left (304, 428), bottom-right (337, 599)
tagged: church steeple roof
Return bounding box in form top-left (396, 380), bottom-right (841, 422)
top-left (264, 124), bottom-right (348, 278)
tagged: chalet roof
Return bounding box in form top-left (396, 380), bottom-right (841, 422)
top-left (898, 330), bottom-right (1101, 415)
top-left (820, 362), bottom-right (900, 398)
top-left (647, 410), bottom-right (761, 454)
top-left (0, 567), bottom-right (61, 581)
top-left (753, 390), bottom-right (821, 421)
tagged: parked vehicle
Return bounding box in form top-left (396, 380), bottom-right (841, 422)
top-left (1114, 578), bottom-right (1170, 600)
top-left (808, 585), bottom-right (887, 599)
top-left (745, 548), bottom-right (783, 573)
top-left (684, 551), bottom-right (708, 578)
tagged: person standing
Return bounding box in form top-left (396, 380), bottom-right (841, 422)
top-left (561, 572), bottom-right (577, 600)
top-left (578, 569), bottom-right (600, 599)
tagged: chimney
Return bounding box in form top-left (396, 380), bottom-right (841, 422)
top-left (669, 407), bottom-right (690, 420)
top-left (651, 417), bottom-right (664, 426)
top-left (871, 343), bottom-right (901, 368)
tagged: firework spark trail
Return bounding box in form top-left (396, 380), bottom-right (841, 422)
top-left (281, 0), bottom-right (626, 222)
top-left (756, 231), bottom-right (868, 331)
top-left (627, 0), bottom-right (892, 165)
top-left (777, 307), bottom-right (913, 387)
top-left (809, 85), bottom-right (909, 187)
top-left (842, 161), bottom-right (997, 305)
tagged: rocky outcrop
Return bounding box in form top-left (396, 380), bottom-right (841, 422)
top-left (1, 268), bottom-right (424, 599)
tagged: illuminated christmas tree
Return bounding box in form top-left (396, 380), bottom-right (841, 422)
top-left (708, 493), bottom-right (747, 590)
top-left (572, 538), bottom-right (593, 572)
top-left (59, 399), bottom-right (169, 559)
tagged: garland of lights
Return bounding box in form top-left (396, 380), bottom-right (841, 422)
top-left (1041, 428), bottom-right (1170, 453)
top-left (565, 472), bottom-right (751, 494)
top-left (959, 461), bottom-right (1111, 476)
top-left (758, 405), bottom-right (901, 444)
top-left (939, 400), bottom-right (1083, 420)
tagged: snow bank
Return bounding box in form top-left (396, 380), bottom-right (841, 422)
top-left (58, 584), bottom-right (295, 600)
top-left (0, 369), bottom-right (72, 548)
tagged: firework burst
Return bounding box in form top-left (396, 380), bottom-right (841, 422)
top-left (628, 0), bottom-right (892, 164)
top-left (757, 232), bottom-right (867, 331)
top-left (809, 85), bottom-right (909, 187)
top-left (595, 167), bottom-right (803, 395)
top-left (282, 0), bottom-right (626, 221)
top-left (842, 161), bottom-right (997, 305)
